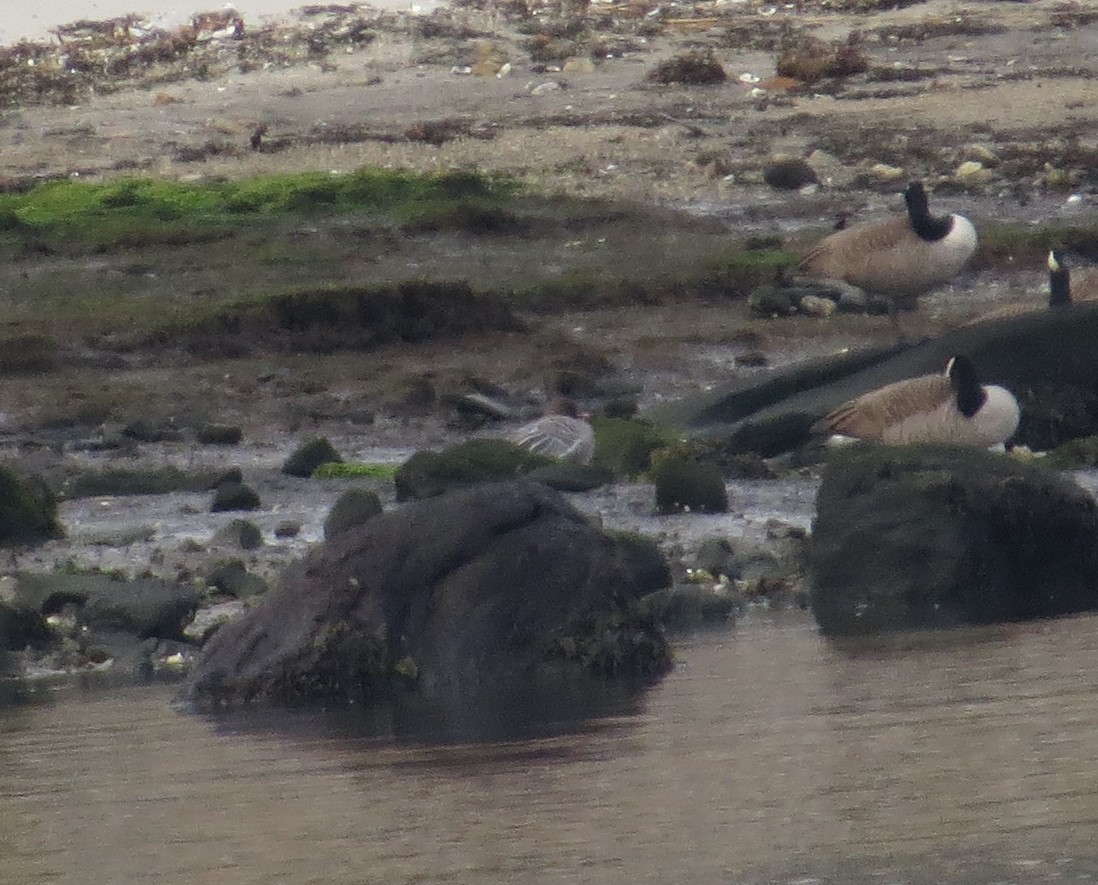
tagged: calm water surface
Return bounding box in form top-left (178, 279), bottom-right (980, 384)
top-left (6, 611), bottom-right (1098, 884)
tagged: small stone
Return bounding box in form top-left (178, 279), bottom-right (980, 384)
top-left (805, 149), bottom-right (856, 188)
top-left (797, 294), bottom-right (836, 318)
top-left (836, 288), bottom-right (870, 314)
top-left (562, 56), bottom-right (596, 74)
top-left (530, 81), bottom-right (563, 96)
top-left (763, 158), bottom-right (818, 191)
top-left (868, 162), bottom-right (905, 182)
top-left (964, 144), bottom-right (1000, 166)
top-left (274, 521), bottom-right (301, 539)
top-left (954, 160), bottom-right (993, 185)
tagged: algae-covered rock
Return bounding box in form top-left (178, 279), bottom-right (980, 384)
top-left (212, 518), bottom-right (263, 550)
top-left (810, 444), bottom-right (1098, 636)
top-left (283, 437), bottom-right (342, 477)
top-left (205, 559), bottom-right (269, 598)
top-left (394, 438), bottom-right (554, 501)
top-left (210, 481), bottom-right (261, 513)
top-left (324, 488), bottom-right (383, 539)
top-left (197, 423), bottom-right (244, 445)
top-left (180, 481), bottom-right (672, 709)
top-left (652, 455), bottom-right (728, 515)
top-left (591, 417), bottom-right (677, 477)
top-left (0, 467), bottom-right (63, 545)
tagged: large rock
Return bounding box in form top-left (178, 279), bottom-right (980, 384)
top-left (180, 481), bottom-right (671, 709)
top-left (182, 480), bottom-right (667, 711)
top-left (810, 444), bottom-right (1098, 636)
top-left (654, 304), bottom-right (1098, 455)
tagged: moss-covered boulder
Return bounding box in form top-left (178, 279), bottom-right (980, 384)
top-left (810, 444), bottom-right (1098, 636)
top-left (180, 481), bottom-right (672, 709)
top-left (0, 467), bottom-right (63, 545)
top-left (324, 488), bottom-right (383, 539)
top-left (283, 437), bottom-right (342, 478)
top-left (652, 455), bottom-right (728, 515)
top-left (394, 438), bottom-right (554, 501)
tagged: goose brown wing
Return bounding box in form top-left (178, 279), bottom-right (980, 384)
top-left (813, 373), bottom-right (951, 439)
top-left (799, 216), bottom-right (910, 280)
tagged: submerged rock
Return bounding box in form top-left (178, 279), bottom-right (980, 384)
top-left (180, 481), bottom-right (671, 709)
top-left (810, 444), bottom-right (1098, 636)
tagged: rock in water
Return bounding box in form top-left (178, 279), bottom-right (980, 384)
top-left (180, 481), bottom-right (671, 708)
top-left (810, 444), bottom-right (1098, 636)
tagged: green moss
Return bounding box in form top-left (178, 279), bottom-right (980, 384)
top-left (313, 462), bottom-right (398, 480)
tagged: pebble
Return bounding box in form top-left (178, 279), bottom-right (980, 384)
top-left (868, 162), bottom-right (905, 182)
top-left (797, 294), bottom-right (836, 318)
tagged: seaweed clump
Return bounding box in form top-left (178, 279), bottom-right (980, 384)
top-left (647, 51), bottom-right (727, 85)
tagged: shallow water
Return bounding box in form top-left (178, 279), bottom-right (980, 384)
top-left (8, 611), bottom-right (1098, 884)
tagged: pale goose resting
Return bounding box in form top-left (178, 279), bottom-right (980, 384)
top-left (508, 397), bottom-right (596, 465)
top-left (813, 355), bottom-right (1020, 449)
top-left (800, 181), bottom-right (977, 334)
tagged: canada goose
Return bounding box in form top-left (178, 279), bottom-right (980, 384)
top-left (963, 249), bottom-right (1083, 326)
top-left (800, 181), bottom-right (977, 331)
top-left (509, 397), bottom-right (596, 464)
top-left (813, 355), bottom-right (1019, 448)
top-left (1049, 249), bottom-right (1098, 304)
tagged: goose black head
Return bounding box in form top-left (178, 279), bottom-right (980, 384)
top-left (904, 181), bottom-right (952, 242)
top-left (946, 355), bottom-right (987, 418)
top-left (1048, 250), bottom-right (1072, 307)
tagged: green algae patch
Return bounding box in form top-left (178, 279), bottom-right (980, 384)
top-left (0, 169), bottom-right (518, 251)
top-left (313, 462), bottom-right (398, 481)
